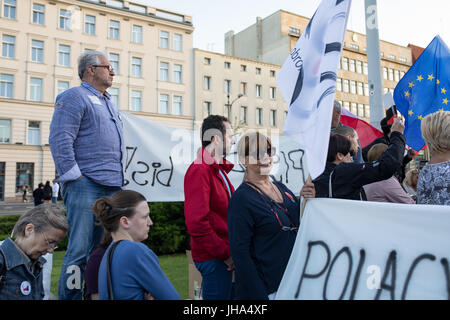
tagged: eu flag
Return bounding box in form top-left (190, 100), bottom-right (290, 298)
top-left (393, 35), bottom-right (450, 151)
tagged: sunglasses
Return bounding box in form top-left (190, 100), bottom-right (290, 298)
top-left (92, 65), bottom-right (114, 72)
top-left (249, 146), bottom-right (277, 160)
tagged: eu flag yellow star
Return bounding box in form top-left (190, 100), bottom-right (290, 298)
top-left (437, 79), bottom-right (440, 85)
top-left (428, 74), bottom-right (435, 81)
top-left (408, 109), bottom-right (414, 116)
top-left (409, 82), bottom-right (414, 88)
top-left (418, 115), bottom-right (423, 120)
top-left (439, 108), bottom-right (445, 112)
top-left (442, 88), bottom-right (447, 94)
top-left (416, 75), bottom-right (423, 82)
top-left (404, 91), bottom-right (410, 97)
top-left (443, 98), bottom-right (449, 105)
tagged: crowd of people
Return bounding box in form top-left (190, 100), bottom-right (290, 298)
top-left (30, 181), bottom-right (60, 206)
top-left (0, 51), bottom-right (448, 301)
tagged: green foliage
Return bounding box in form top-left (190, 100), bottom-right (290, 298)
top-left (0, 215), bottom-right (20, 241)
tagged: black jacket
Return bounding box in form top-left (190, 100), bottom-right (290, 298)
top-left (313, 131), bottom-right (406, 200)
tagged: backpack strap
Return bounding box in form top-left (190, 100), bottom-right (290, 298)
top-left (106, 240), bottom-right (123, 300)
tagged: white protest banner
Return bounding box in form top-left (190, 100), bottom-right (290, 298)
top-left (121, 112), bottom-right (309, 201)
top-left (277, 0), bottom-right (351, 179)
top-left (276, 198), bottom-right (450, 300)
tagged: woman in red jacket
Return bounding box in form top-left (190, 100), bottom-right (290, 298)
top-left (184, 115), bottom-right (235, 300)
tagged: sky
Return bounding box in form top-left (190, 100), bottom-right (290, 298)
top-left (136, 0), bottom-right (450, 53)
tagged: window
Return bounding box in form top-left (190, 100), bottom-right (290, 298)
top-left (400, 71), bottom-right (405, 78)
top-left (58, 44), bottom-right (70, 67)
top-left (159, 94), bottom-right (169, 114)
top-left (173, 34), bottom-right (182, 51)
top-left (255, 84), bottom-right (262, 97)
top-left (33, 3), bottom-right (45, 25)
top-left (240, 106), bottom-right (248, 124)
top-left (59, 9), bottom-right (71, 30)
top-left (358, 104), bottom-right (364, 118)
top-left (160, 31), bottom-right (169, 49)
top-left (29, 77), bottom-right (42, 101)
top-left (16, 163), bottom-right (34, 193)
top-left (224, 80), bottom-right (231, 94)
top-left (129, 3), bottom-right (146, 13)
top-left (132, 25), bottom-right (142, 44)
top-left (343, 101), bottom-right (350, 111)
top-left (204, 57), bottom-right (211, 65)
top-left (57, 80), bottom-right (69, 95)
top-left (349, 43), bottom-right (359, 50)
top-left (2, 35), bottom-right (15, 59)
top-left (203, 101), bottom-right (212, 117)
top-left (394, 69), bottom-right (400, 82)
top-left (383, 67), bottom-right (388, 80)
top-left (109, 53), bottom-right (119, 74)
top-left (388, 54), bottom-right (396, 60)
top-left (350, 80), bottom-right (356, 94)
top-left (342, 57), bottom-right (349, 71)
top-left (0, 120), bottom-right (11, 143)
top-left (256, 108), bottom-right (263, 126)
top-left (356, 61), bottom-right (363, 74)
top-left (399, 57), bottom-right (407, 63)
top-left (3, 0), bottom-right (16, 19)
top-left (159, 62), bottom-right (169, 81)
top-left (269, 110), bottom-right (277, 127)
top-left (106, 0), bottom-right (123, 8)
top-left (85, 15), bottom-right (96, 35)
top-left (388, 68), bottom-right (394, 81)
top-left (363, 62), bottom-right (368, 75)
top-left (357, 82), bottom-right (363, 95)
top-left (351, 102), bottom-right (357, 115)
top-left (130, 90), bottom-right (142, 111)
top-left (203, 76), bottom-right (211, 90)
top-left (224, 62), bottom-right (231, 69)
top-left (343, 79), bottom-right (349, 93)
top-left (131, 57), bottom-right (142, 77)
top-left (364, 83), bottom-right (369, 96)
top-left (349, 59), bottom-right (356, 72)
top-left (269, 87), bottom-right (276, 99)
top-left (27, 121), bottom-right (40, 145)
top-left (270, 70), bottom-right (276, 77)
top-left (0, 74), bottom-right (13, 98)
top-left (109, 20), bottom-right (120, 39)
top-left (336, 78), bottom-right (342, 91)
top-left (108, 87), bottom-right (119, 107)
top-left (31, 40), bottom-right (44, 63)
top-left (240, 64), bottom-right (247, 72)
top-left (173, 64), bottom-right (182, 84)
top-left (365, 105), bottom-right (370, 118)
top-left (173, 95), bottom-right (182, 115)
top-left (240, 82), bottom-right (247, 96)
top-left (256, 67), bottom-right (261, 75)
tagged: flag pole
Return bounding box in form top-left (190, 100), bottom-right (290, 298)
top-left (300, 175), bottom-right (312, 218)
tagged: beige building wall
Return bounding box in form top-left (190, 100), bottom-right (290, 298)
top-left (0, 0), bottom-right (194, 201)
top-left (193, 49), bottom-right (287, 136)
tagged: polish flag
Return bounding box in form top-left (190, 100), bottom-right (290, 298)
top-left (340, 108), bottom-right (383, 149)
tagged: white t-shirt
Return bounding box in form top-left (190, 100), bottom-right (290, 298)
top-left (52, 183), bottom-right (60, 197)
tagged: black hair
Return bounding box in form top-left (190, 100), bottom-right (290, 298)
top-left (200, 115), bottom-right (229, 148)
top-left (380, 117), bottom-right (392, 136)
top-left (327, 134), bottom-right (352, 162)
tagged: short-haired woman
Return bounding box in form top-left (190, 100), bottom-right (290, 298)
top-left (0, 203), bottom-right (68, 300)
top-left (417, 111), bottom-right (450, 205)
top-left (93, 190), bottom-right (180, 300)
top-left (227, 132), bottom-right (315, 300)
top-left (363, 143), bottom-right (415, 204)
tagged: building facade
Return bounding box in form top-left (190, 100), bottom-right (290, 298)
top-left (0, 0), bottom-right (194, 201)
top-left (225, 10), bottom-right (413, 121)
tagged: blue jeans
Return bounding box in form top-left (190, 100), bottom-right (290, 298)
top-left (57, 176), bottom-right (121, 300)
top-left (194, 259), bottom-right (233, 300)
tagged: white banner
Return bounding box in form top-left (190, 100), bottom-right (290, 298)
top-left (277, 0), bottom-right (351, 179)
top-left (121, 112), bottom-right (309, 201)
top-left (276, 199), bottom-right (450, 300)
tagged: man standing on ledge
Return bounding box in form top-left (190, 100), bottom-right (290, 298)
top-left (184, 115), bottom-right (235, 300)
top-left (49, 51), bottom-right (123, 300)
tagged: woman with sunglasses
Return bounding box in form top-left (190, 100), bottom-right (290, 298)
top-left (227, 132), bottom-right (315, 300)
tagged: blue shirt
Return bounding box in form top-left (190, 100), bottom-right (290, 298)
top-left (49, 82), bottom-right (124, 188)
top-left (227, 181), bottom-right (300, 300)
top-left (98, 241), bottom-right (180, 300)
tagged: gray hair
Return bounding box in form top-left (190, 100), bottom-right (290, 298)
top-left (77, 51), bottom-right (106, 80)
top-left (334, 125), bottom-right (357, 138)
top-left (12, 203), bottom-right (69, 239)
top-left (334, 100), bottom-right (342, 112)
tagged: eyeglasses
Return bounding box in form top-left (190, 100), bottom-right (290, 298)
top-left (92, 65), bottom-right (114, 72)
top-left (43, 233), bottom-right (58, 250)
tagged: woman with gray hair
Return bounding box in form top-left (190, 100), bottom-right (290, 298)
top-left (417, 111), bottom-right (450, 205)
top-left (0, 203), bottom-right (68, 300)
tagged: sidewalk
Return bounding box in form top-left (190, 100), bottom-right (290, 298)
top-left (0, 200), bottom-right (35, 216)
